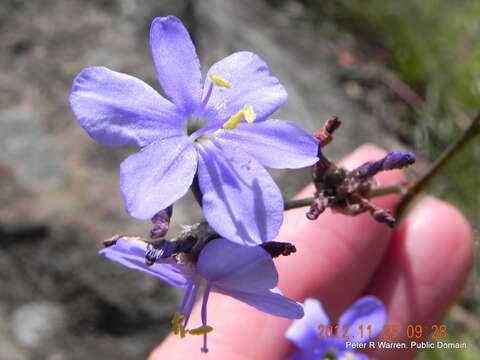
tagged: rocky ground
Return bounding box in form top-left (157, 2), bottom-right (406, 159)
top-left (0, 0), bottom-right (405, 359)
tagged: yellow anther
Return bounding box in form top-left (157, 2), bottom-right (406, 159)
top-left (188, 325), bottom-right (214, 336)
top-left (243, 104), bottom-right (256, 124)
top-left (223, 110), bottom-right (245, 130)
top-left (345, 352), bottom-right (355, 360)
top-left (179, 325), bottom-right (187, 338)
top-left (222, 105), bottom-right (256, 130)
top-left (171, 312), bottom-right (185, 336)
top-left (209, 73), bottom-right (231, 88)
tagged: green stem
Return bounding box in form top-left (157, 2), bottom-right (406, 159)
top-left (284, 197), bottom-right (314, 210)
top-left (370, 184), bottom-right (407, 197)
top-left (396, 112), bottom-right (480, 218)
top-left (284, 112), bottom-right (480, 213)
top-left (283, 185), bottom-right (405, 211)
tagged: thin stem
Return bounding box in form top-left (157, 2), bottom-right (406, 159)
top-left (370, 184), bottom-right (407, 197)
top-left (284, 197), bottom-right (314, 210)
top-left (284, 113), bottom-right (479, 214)
top-left (200, 284), bottom-right (212, 353)
top-left (396, 112), bottom-right (480, 218)
top-left (283, 185), bottom-right (405, 211)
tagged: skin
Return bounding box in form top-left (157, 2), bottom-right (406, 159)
top-left (150, 144), bottom-right (473, 360)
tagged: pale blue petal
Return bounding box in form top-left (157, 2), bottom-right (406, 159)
top-left (335, 296), bottom-right (387, 349)
top-left (120, 135), bottom-right (197, 220)
top-left (70, 66), bottom-right (183, 147)
top-left (288, 350), bottom-right (320, 360)
top-left (285, 298), bottom-right (333, 353)
top-left (150, 16), bottom-right (202, 113)
top-left (337, 351), bottom-right (370, 360)
top-left (216, 119), bottom-right (319, 169)
top-left (99, 238), bottom-right (191, 287)
top-left (196, 140), bottom-right (283, 245)
top-left (202, 51), bottom-right (287, 124)
top-left (196, 239), bottom-right (277, 292)
top-left (216, 287), bottom-right (304, 319)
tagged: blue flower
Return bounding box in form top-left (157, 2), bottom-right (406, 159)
top-left (100, 237), bottom-right (303, 353)
top-left (285, 297), bottom-right (386, 360)
top-left (70, 16), bottom-right (319, 245)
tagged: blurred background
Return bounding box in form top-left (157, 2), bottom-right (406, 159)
top-left (0, 0), bottom-right (478, 359)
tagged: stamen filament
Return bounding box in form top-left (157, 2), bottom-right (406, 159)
top-left (183, 281), bottom-right (200, 329)
top-left (201, 82), bottom-right (214, 108)
top-left (178, 280), bottom-right (194, 313)
top-left (200, 284), bottom-right (212, 353)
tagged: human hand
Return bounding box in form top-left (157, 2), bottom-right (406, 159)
top-left (150, 144), bottom-right (473, 360)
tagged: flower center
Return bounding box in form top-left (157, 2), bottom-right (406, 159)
top-left (185, 116), bottom-right (209, 137)
top-left (188, 73), bottom-right (257, 141)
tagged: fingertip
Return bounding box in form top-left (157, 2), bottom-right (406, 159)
top-left (366, 196), bottom-right (474, 360)
top-left (404, 196), bottom-right (474, 283)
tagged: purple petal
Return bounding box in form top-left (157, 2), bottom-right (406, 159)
top-left (99, 238), bottom-right (191, 287)
top-left (70, 66), bottom-right (183, 147)
top-left (196, 140), bottom-right (283, 245)
top-left (216, 119), bottom-right (319, 169)
top-left (288, 350), bottom-right (318, 360)
top-left (196, 239), bottom-right (277, 291)
top-left (285, 298), bottom-right (333, 353)
top-left (150, 16), bottom-right (202, 113)
top-left (120, 135), bottom-right (197, 220)
top-left (202, 51), bottom-right (288, 123)
top-left (216, 287), bottom-right (303, 319)
top-left (335, 296), bottom-right (387, 349)
top-left (337, 352), bottom-right (370, 360)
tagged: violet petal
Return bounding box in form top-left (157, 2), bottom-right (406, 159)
top-left (197, 140), bottom-right (283, 245)
top-left (99, 238), bottom-right (190, 287)
top-left (202, 51), bottom-right (288, 123)
top-left (288, 350), bottom-right (319, 360)
top-left (70, 66), bottom-right (183, 147)
top-left (196, 239), bottom-right (277, 292)
top-left (216, 287), bottom-right (304, 319)
top-left (216, 119), bottom-right (319, 169)
top-left (150, 16), bottom-right (202, 113)
top-left (335, 296), bottom-right (387, 349)
top-left (337, 351), bottom-right (370, 360)
top-left (120, 135), bottom-right (197, 220)
top-left (285, 298), bottom-right (333, 353)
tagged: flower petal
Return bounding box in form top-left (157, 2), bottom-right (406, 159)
top-left (216, 119), bottom-right (319, 169)
top-left (335, 296), bottom-right (387, 349)
top-left (216, 288), bottom-right (304, 319)
top-left (288, 350), bottom-right (319, 360)
top-left (196, 239), bottom-right (277, 292)
top-left (70, 66), bottom-right (183, 147)
top-left (196, 140), bottom-right (283, 245)
top-left (285, 298), bottom-right (333, 353)
top-left (120, 135), bottom-right (197, 220)
top-left (337, 351), bottom-right (369, 360)
top-left (99, 238), bottom-right (190, 287)
top-left (150, 16), bottom-right (202, 113)
top-left (202, 51), bottom-right (288, 123)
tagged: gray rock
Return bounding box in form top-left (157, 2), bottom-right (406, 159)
top-left (11, 302), bottom-right (66, 349)
top-left (0, 108), bottom-right (64, 189)
top-left (0, 340), bottom-right (25, 360)
top-left (194, 0), bottom-right (397, 161)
